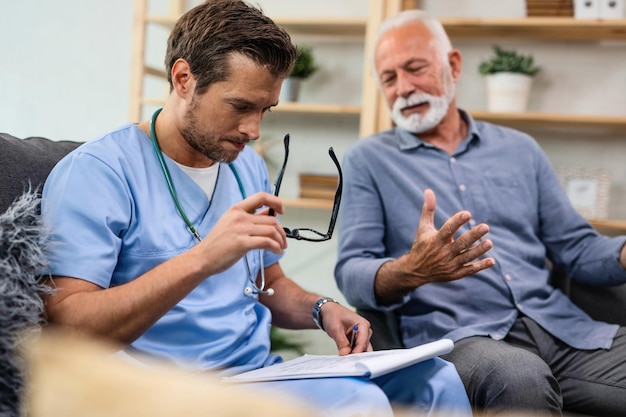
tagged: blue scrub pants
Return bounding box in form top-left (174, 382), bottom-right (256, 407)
top-left (243, 357), bottom-right (472, 417)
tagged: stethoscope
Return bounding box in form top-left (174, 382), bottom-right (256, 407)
top-left (150, 108), bottom-right (274, 297)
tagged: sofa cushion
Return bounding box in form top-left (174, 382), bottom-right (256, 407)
top-left (0, 133), bottom-right (82, 214)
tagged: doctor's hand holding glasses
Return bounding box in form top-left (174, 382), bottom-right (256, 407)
top-left (246, 134), bottom-right (343, 297)
top-left (269, 134), bottom-right (342, 241)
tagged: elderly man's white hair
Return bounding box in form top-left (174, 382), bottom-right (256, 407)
top-left (371, 9), bottom-right (453, 80)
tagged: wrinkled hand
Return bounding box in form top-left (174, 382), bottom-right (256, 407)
top-left (320, 301), bottom-right (373, 356)
top-left (376, 189), bottom-right (494, 303)
top-left (408, 188), bottom-right (494, 281)
top-left (192, 192), bottom-right (287, 276)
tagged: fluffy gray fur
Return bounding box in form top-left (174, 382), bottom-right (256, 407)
top-left (0, 189), bottom-right (52, 417)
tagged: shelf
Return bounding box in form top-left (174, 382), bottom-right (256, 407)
top-left (589, 219), bottom-right (626, 233)
top-left (144, 17), bottom-right (626, 41)
top-left (273, 17), bottom-right (367, 36)
top-left (283, 198), bottom-right (334, 210)
top-left (140, 97), bottom-right (166, 106)
top-left (145, 15), bottom-right (177, 28)
top-left (275, 102), bottom-right (361, 115)
top-left (136, 90), bottom-right (361, 117)
top-left (139, 100), bottom-right (360, 116)
top-left (145, 16), bottom-right (369, 36)
top-left (469, 110), bottom-right (626, 131)
top-left (441, 17), bottom-right (626, 41)
top-left (144, 65), bottom-right (167, 79)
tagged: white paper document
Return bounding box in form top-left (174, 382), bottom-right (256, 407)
top-left (222, 338), bottom-right (454, 383)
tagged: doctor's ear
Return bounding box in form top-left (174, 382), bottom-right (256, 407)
top-left (171, 59), bottom-right (195, 97)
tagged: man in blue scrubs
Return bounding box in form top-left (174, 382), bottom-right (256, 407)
top-left (335, 8), bottom-right (626, 417)
top-left (40, 1), bottom-right (471, 416)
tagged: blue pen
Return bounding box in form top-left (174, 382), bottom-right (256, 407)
top-left (350, 325), bottom-right (358, 350)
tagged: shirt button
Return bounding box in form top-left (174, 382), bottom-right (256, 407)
top-left (450, 157), bottom-right (456, 163)
top-left (516, 303), bottom-right (523, 311)
top-left (459, 184), bottom-right (466, 192)
top-left (469, 219), bottom-right (476, 226)
top-left (505, 274), bottom-right (512, 281)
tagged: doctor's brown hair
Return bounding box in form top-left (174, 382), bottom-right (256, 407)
top-left (165, 0), bottom-right (296, 94)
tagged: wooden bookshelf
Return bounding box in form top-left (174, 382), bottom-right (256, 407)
top-left (275, 102), bottom-right (361, 115)
top-left (441, 17), bottom-right (626, 41)
top-left (274, 17), bottom-right (367, 36)
top-left (283, 198), bottom-right (334, 210)
top-left (589, 219), bottom-right (626, 233)
top-left (146, 15), bottom-right (369, 35)
top-left (470, 110), bottom-right (626, 131)
top-left (131, 5), bottom-right (626, 231)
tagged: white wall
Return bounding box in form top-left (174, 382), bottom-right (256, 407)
top-left (0, 0), bottom-right (134, 141)
top-left (2, 0), bottom-right (625, 355)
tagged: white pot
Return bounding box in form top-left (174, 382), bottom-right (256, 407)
top-left (485, 72), bottom-right (533, 113)
top-left (279, 77), bottom-right (302, 102)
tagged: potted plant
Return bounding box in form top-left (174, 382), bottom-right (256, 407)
top-left (479, 45), bottom-right (541, 113)
top-left (280, 45), bottom-right (319, 102)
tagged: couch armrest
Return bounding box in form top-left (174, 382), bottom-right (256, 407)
top-left (0, 133), bottom-right (81, 213)
top-left (551, 266), bottom-right (626, 326)
top-left (356, 308), bottom-right (404, 350)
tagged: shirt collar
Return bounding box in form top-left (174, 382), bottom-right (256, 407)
top-left (395, 109), bottom-right (481, 153)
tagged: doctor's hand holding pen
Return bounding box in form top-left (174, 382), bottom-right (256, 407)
top-left (317, 300), bottom-right (373, 355)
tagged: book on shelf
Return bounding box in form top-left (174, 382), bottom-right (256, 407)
top-left (299, 188), bottom-right (337, 200)
top-left (526, 0), bottom-right (573, 16)
top-left (222, 338), bottom-right (454, 383)
top-left (299, 173), bottom-right (338, 200)
top-left (299, 173), bottom-right (339, 186)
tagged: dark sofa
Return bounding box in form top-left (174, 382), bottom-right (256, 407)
top-left (0, 133), bottom-right (82, 214)
top-left (0, 133), bottom-right (82, 415)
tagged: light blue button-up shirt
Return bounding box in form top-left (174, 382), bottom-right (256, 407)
top-left (335, 110), bottom-right (626, 350)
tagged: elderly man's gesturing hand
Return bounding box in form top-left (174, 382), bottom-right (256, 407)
top-left (374, 189), bottom-right (495, 305)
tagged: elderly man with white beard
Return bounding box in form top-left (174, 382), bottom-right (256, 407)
top-left (335, 8), bottom-right (626, 417)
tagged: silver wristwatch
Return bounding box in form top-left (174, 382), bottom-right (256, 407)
top-left (312, 297), bottom-right (339, 331)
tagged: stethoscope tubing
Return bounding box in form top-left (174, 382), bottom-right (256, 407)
top-left (149, 108), bottom-right (272, 296)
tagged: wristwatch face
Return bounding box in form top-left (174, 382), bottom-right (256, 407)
top-left (312, 297), bottom-right (336, 330)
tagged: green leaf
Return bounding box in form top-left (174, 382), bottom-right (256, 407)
top-left (290, 45), bottom-right (318, 79)
top-left (270, 327), bottom-right (306, 355)
top-left (478, 44), bottom-right (540, 76)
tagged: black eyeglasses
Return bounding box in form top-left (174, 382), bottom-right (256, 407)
top-left (268, 134), bottom-right (342, 242)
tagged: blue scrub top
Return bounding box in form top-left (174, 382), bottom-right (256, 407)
top-left (42, 123), bottom-right (283, 375)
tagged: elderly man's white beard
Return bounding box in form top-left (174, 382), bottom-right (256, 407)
top-left (390, 76), bottom-right (456, 134)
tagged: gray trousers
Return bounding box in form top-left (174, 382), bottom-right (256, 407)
top-left (442, 316), bottom-right (626, 417)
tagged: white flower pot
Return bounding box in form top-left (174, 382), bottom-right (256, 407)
top-left (279, 77), bottom-right (302, 102)
top-left (485, 73), bottom-right (533, 113)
